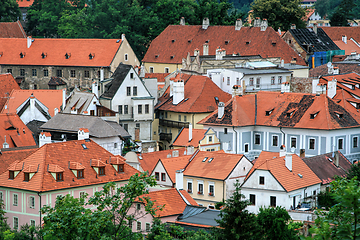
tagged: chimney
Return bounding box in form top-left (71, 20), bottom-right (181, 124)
top-left (100, 68), bottom-right (104, 82)
top-left (218, 102), bottom-right (225, 119)
top-left (333, 67), bottom-right (339, 74)
top-left (39, 132), bottom-right (51, 147)
top-left (170, 78), bottom-right (174, 97)
top-left (172, 79), bottom-right (184, 105)
top-left (216, 47), bottom-right (226, 60)
top-left (254, 17), bottom-right (261, 27)
top-left (186, 145), bottom-right (194, 155)
top-left (62, 88), bottom-right (66, 111)
top-left (316, 83), bottom-right (326, 95)
top-left (280, 59), bottom-right (285, 68)
top-left (327, 78), bottom-right (337, 99)
top-left (54, 108), bottom-right (59, 115)
top-left (30, 94), bottom-right (36, 121)
top-left (278, 27), bottom-right (282, 36)
top-left (203, 43), bottom-right (209, 56)
top-left (121, 34), bottom-right (125, 41)
top-left (180, 17), bottom-right (185, 26)
top-left (290, 58), bottom-right (297, 65)
top-left (342, 35), bottom-right (347, 44)
top-left (139, 65), bottom-right (145, 78)
top-left (280, 145), bottom-right (286, 157)
top-left (147, 146), bottom-right (154, 153)
top-left (313, 23), bottom-right (317, 35)
top-left (3, 136), bottom-right (9, 149)
top-left (300, 149), bottom-right (305, 158)
top-left (235, 19), bottom-right (242, 31)
top-left (291, 24), bottom-right (296, 29)
top-left (71, 107), bottom-right (77, 114)
top-left (27, 36), bottom-right (33, 48)
top-left (334, 151), bottom-right (340, 167)
top-left (285, 154), bottom-right (292, 171)
top-left (260, 19), bottom-right (268, 31)
top-left (189, 123), bottom-right (192, 142)
top-left (202, 17), bottom-right (209, 30)
top-left (232, 85), bottom-right (243, 97)
top-left (194, 48), bottom-right (200, 56)
top-left (78, 128), bottom-right (90, 140)
top-left (281, 82), bottom-right (290, 93)
top-left (92, 81), bottom-right (98, 98)
top-left (175, 169), bottom-right (184, 190)
top-left (312, 78), bottom-right (319, 94)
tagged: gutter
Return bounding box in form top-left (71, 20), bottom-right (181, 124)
top-left (254, 94), bottom-right (257, 125)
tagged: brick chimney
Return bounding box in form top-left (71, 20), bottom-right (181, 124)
top-left (316, 83), bottom-right (326, 95)
top-left (194, 48), bottom-right (200, 56)
top-left (27, 36), bottom-right (33, 48)
top-left (291, 24), bottom-right (296, 29)
top-left (202, 17), bottom-right (209, 30)
top-left (92, 81), bottom-right (98, 98)
top-left (235, 19), bottom-right (242, 31)
top-left (78, 128), bottom-right (90, 140)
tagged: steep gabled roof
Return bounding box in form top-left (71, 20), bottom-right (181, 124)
top-left (0, 148), bottom-right (37, 174)
top-left (156, 74), bottom-right (231, 113)
top-left (184, 151), bottom-right (244, 180)
top-left (303, 151), bottom-right (352, 184)
top-left (157, 156), bottom-right (191, 183)
top-left (245, 151), bottom-right (321, 192)
top-left (322, 26), bottom-right (360, 43)
top-left (334, 40), bottom-right (360, 55)
top-left (0, 21), bottom-right (26, 38)
top-left (0, 74), bottom-right (20, 111)
top-left (0, 140), bottom-right (138, 192)
top-left (143, 25), bottom-right (306, 65)
top-left (0, 89), bottom-right (63, 117)
top-left (199, 91), bottom-right (360, 130)
top-left (0, 113), bottom-right (36, 148)
top-left (101, 64), bottom-right (132, 99)
top-left (40, 113), bottom-right (129, 138)
top-left (172, 128), bottom-right (207, 147)
top-left (144, 73), bottom-right (170, 82)
top-left (64, 90), bottom-right (96, 114)
top-left (288, 28), bottom-right (340, 53)
top-left (0, 38), bottom-right (122, 67)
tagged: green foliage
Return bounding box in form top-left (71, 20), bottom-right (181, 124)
top-left (347, 164), bottom-right (360, 181)
top-left (257, 206), bottom-right (298, 240)
top-left (0, 0), bottom-right (21, 22)
top-left (214, 180), bottom-right (260, 240)
top-left (251, 0), bottom-right (306, 30)
top-left (317, 190), bottom-right (338, 210)
top-left (330, 0), bottom-right (355, 26)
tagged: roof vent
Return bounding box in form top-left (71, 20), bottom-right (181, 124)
top-left (172, 39), bottom-right (175, 43)
top-left (246, 41), bottom-right (250, 45)
top-left (20, 52), bottom-right (25, 58)
top-left (41, 52), bottom-right (47, 59)
top-left (0, 52), bottom-right (3, 57)
top-left (335, 111), bottom-right (343, 119)
top-left (205, 40), bottom-right (209, 43)
top-left (225, 40), bottom-right (229, 45)
top-left (266, 108), bottom-right (274, 116)
top-left (170, 55), bottom-right (174, 59)
top-left (298, 173), bottom-right (303, 178)
top-left (310, 111), bottom-right (319, 119)
top-left (89, 53), bottom-right (95, 60)
top-left (188, 39), bottom-right (192, 43)
top-left (116, 40), bottom-right (120, 43)
top-left (155, 55), bottom-right (159, 58)
top-left (272, 41), bottom-right (276, 46)
top-left (65, 53), bottom-right (71, 59)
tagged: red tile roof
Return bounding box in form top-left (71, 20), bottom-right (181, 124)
top-left (17, 0), bottom-right (34, 7)
top-left (334, 40), bottom-right (360, 55)
top-left (143, 25), bottom-right (306, 65)
top-left (143, 188), bottom-right (197, 217)
top-left (0, 113), bottom-right (36, 148)
top-left (303, 9), bottom-right (315, 21)
top-left (179, 189), bottom-right (199, 206)
top-left (158, 156), bottom-right (191, 183)
top-left (310, 62), bottom-right (360, 78)
top-left (0, 38), bottom-right (122, 67)
top-left (172, 128), bottom-right (207, 147)
top-left (144, 73), bottom-right (170, 83)
top-left (0, 140), bottom-right (139, 192)
top-left (0, 21), bottom-right (26, 38)
top-left (1, 89), bottom-right (63, 117)
top-left (245, 151), bottom-right (321, 192)
top-left (184, 151), bottom-right (244, 180)
top-left (0, 74), bottom-right (21, 111)
top-left (156, 74), bottom-right (231, 113)
top-left (138, 148), bottom-right (189, 174)
top-left (322, 26), bottom-right (360, 44)
top-left (199, 91), bottom-right (360, 130)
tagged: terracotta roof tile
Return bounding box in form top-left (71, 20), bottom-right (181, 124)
top-left (334, 40), bottom-right (360, 55)
top-left (69, 162), bottom-right (85, 170)
top-left (310, 62), bottom-right (360, 78)
top-left (322, 26), bottom-right (360, 44)
top-left (245, 151), bottom-right (321, 192)
top-left (158, 156), bottom-right (191, 183)
top-left (156, 74), bottom-right (231, 113)
top-left (143, 25), bottom-right (306, 65)
top-left (179, 190), bottom-right (199, 206)
top-left (48, 164), bottom-right (65, 173)
top-left (0, 113), bottom-right (36, 148)
top-left (0, 74), bottom-right (20, 110)
top-left (142, 188), bottom-right (196, 217)
top-left (0, 140), bottom-right (139, 192)
top-left (199, 91), bottom-right (360, 130)
top-left (172, 128), bottom-right (207, 147)
top-left (90, 159), bottom-right (106, 167)
top-left (0, 148), bottom-right (36, 174)
top-left (16, 0), bottom-right (34, 8)
top-left (0, 89), bottom-right (63, 117)
top-left (8, 161), bottom-right (23, 171)
top-left (138, 148), bottom-right (189, 174)
top-left (0, 21), bottom-right (26, 38)
top-left (184, 151), bottom-right (244, 180)
top-left (0, 38), bottom-right (122, 67)
top-left (144, 73), bottom-right (170, 82)
top-left (23, 164), bottom-right (39, 173)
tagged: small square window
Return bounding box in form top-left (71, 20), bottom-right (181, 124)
top-left (136, 123), bottom-right (140, 128)
top-left (99, 167), bottom-right (105, 176)
top-left (149, 67), bottom-right (154, 73)
top-left (126, 87), bottom-right (131, 96)
top-left (259, 176), bottom-right (265, 185)
top-left (155, 172), bottom-right (159, 181)
top-left (84, 70), bottom-right (90, 78)
top-left (161, 173), bottom-right (166, 181)
top-left (80, 192), bottom-right (86, 198)
top-left (250, 194), bottom-right (255, 205)
top-left (7, 69), bottom-right (12, 74)
top-left (165, 67), bottom-right (169, 73)
top-left (9, 171), bottom-right (14, 179)
top-left (30, 220), bottom-right (35, 226)
top-left (70, 70), bottom-right (76, 78)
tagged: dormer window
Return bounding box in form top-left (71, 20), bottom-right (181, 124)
top-left (20, 52), bottom-right (25, 58)
top-left (65, 53), bottom-right (71, 59)
top-left (266, 108), bottom-right (274, 116)
top-left (24, 173), bottom-right (30, 181)
top-left (77, 170), bottom-right (84, 179)
top-left (41, 52), bottom-right (47, 59)
top-left (48, 164), bottom-right (64, 181)
top-left (109, 157), bottom-right (125, 173)
top-left (225, 40), bottom-right (229, 45)
top-left (118, 164), bottom-right (124, 173)
top-left (246, 41), bottom-right (250, 45)
top-left (286, 109), bottom-right (295, 117)
top-left (335, 111), bottom-right (343, 119)
top-left (89, 53), bottom-right (95, 59)
top-left (9, 171), bottom-right (15, 179)
top-left (56, 172), bottom-right (63, 181)
top-left (99, 167), bottom-right (105, 176)
top-left (208, 158), bottom-right (214, 163)
top-left (310, 111), bottom-right (319, 119)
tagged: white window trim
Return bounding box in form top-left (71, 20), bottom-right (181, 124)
top-left (29, 196), bottom-right (35, 209)
top-left (255, 133), bottom-right (261, 145)
top-left (290, 136), bottom-right (297, 149)
top-left (164, 67), bottom-right (169, 73)
top-left (124, 53), bottom-right (128, 61)
top-left (136, 221), bottom-right (141, 231)
top-left (308, 138), bottom-right (316, 150)
top-left (149, 66), bottom-right (154, 73)
top-left (30, 219), bottom-right (36, 226)
top-left (353, 136), bottom-right (358, 148)
top-left (187, 179), bottom-right (193, 193)
top-left (208, 182), bottom-right (215, 196)
top-left (145, 222), bottom-right (151, 232)
top-left (244, 143), bottom-right (249, 153)
top-left (272, 135), bottom-right (278, 147)
top-left (197, 180), bottom-right (204, 194)
top-left (338, 138), bottom-right (344, 150)
top-left (13, 217), bottom-right (18, 230)
top-left (13, 193), bottom-right (18, 206)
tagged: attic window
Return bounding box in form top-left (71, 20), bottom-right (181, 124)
top-left (77, 170), bottom-right (84, 179)
top-left (155, 55), bottom-right (159, 58)
top-left (65, 53), bottom-right (71, 59)
top-left (298, 173), bottom-right (303, 178)
top-left (310, 111), bottom-right (319, 119)
top-left (266, 108), bottom-right (274, 116)
top-left (41, 53), bottom-right (47, 59)
top-left (225, 40), bottom-right (229, 45)
top-left (9, 171), bottom-right (15, 179)
top-left (202, 157), bottom-right (208, 162)
top-left (172, 39), bottom-right (175, 43)
top-left (89, 53), bottom-right (95, 60)
top-left (20, 52), bottom-right (25, 58)
top-left (170, 55), bottom-right (174, 59)
top-left (335, 111), bottom-right (343, 119)
top-left (246, 41), bottom-right (250, 45)
top-left (272, 41), bottom-right (276, 46)
top-left (99, 167), bottom-right (105, 176)
top-left (208, 158), bottom-right (214, 163)
top-left (81, 144), bottom-right (88, 149)
top-left (118, 164), bottom-right (124, 173)
top-left (24, 173), bottom-right (30, 181)
top-left (287, 110), bottom-right (295, 117)
top-left (205, 40), bottom-right (209, 43)
top-left (56, 172), bottom-right (63, 181)
top-left (188, 39), bottom-right (192, 43)
top-left (352, 85), bottom-right (356, 90)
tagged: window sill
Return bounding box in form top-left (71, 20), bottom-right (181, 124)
top-left (197, 192), bottom-right (203, 195)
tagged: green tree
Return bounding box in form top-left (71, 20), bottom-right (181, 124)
top-left (0, 0), bottom-right (21, 22)
top-left (330, 0), bottom-right (356, 26)
top-left (251, 0), bottom-right (306, 30)
top-left (257, 206), bottom-right (298, 240)
top-left (214, 181), bottom-right (260, 240)
top-left (347, 164), bottom-right (360, 181)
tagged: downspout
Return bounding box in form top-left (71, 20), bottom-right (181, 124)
top-left (233, 127), bottom-right (237, 154)
top-left (280, 127), bottom-right (285, 145)
top-left (254, 94), bottom-right (257, 125)
top-left (223, 181), bottom-right (225, 202)
top-left (192, 114), bottom-right (195, 128)
top-left (38, 192), bottom-right (41, 228)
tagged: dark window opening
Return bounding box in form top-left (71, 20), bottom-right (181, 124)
top-left (9, 171), bottom-right (14, 179)
top-left (155, 172), bottom-right (159, 181)
top-left (56, 172), bottom-right (63, 181)
top-left (270, 196), bottom-right (276, 207)
top-left (161, 173), bottom-right (166, 181)
top-left (250, 194), bottom-right (255, 205)
top-left (24, 173), bottom-right (30, 181)
top-left (118, 164), bottom-right (124, 173)
top-left (99, 167), bottom-right (105, 176)
top-left (77, 170), bottom-right (84, 179)
top-left (259, 176), bottom-right (265, 185)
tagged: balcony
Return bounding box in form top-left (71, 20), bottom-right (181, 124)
top-left (245, 83), bottom-right (281, 93)
top-left (159, 132), bottom-right (172, 141)
top-left (159, 119), bottom-right (189, 129)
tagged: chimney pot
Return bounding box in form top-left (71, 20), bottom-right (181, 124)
top-left (218, 102), bottom-right (225, 119)
top-left (203, 43), bottom-right (209, 56)
top-left (235, 19), bottom-right (242, 31)
top-left (189, 123), bottom-right (193, 142)
top-left (285, 154), bottom-right (292, 171)
top-left (180, 17), bottom-right (185, 26)
top-left (202, 17), bottom-right (209, 30)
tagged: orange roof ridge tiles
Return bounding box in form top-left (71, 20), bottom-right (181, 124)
top-left (245, 151), bottom-right (321, 192)
top-left (199, 91), bottom-right (360, 130)
top-left (143, 25), bottom-right (306, 65)
top-left (0, 38), bottom-right (122, 67)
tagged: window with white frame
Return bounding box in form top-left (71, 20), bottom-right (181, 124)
top-left (136, 221), bottom-right (141, 231)
top-left (291, 137), bottom-right (297, 148)
top-left (244, 143), bottom-right (249, 153)
top-left (79, 191), bottom-right (86, 198)
top-left (198, 181), bottom-right (204, 194)
top-left (209, 182), bottom-right (214, 196)
top-left (165, 67), bottom-right (169, 73)
top-left (125, 54), bottom-right (128, 61)
top-left (0, 192), bottom-right (2, 200)
top-left (278, 76), bottom-right (282, 84)
top-left (149, 67), bottom-right (154, 73)
top-left (29, 196), bottom-right (35, 209)
top-left (187, 180), bottom-right (192, 193)
top-left (227, 77), bottom-right (230, 85)
top-left (13, 194), bottom-right (18, 206)
top-left (309, 138), bottom-right (315, 150)
top-left (255, 134), bottom-right (261, 145)
top-left (249, 78), bottom-right (254, 86)
top-left (236, 77), bottom-right (240, 85)
top-left (146, 223), bottom-right (151, 232)
top-left (13, 217), bottom-right (19, 230)
top-left (353, 137), bottom-right (358, 148)
top-left (271, 76), bottom-right (275, 85)
top-left (272, 135), bottom-right (278, 147)
top-left (30, 220), bottom-right (35, 226)
top-left (338, 138), bottom-right (344, 150)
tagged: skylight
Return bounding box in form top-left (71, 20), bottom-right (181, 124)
top-left (81, 144), bottom-right (87, 149)
top-left (298, 174), bottom-right (303, 178)
top-left (208, 158), bottom-right (214, 163)
top-left (202, 157), bottom-right (208, 162)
